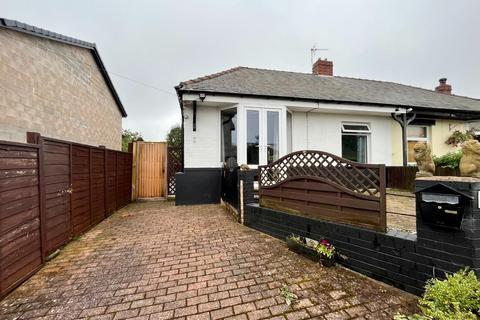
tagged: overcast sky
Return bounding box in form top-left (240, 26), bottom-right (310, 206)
top-left (2, 0), bottom-right (479, 140)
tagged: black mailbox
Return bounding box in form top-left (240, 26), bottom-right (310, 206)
top-left (416, 183), bottom-right (473, 230)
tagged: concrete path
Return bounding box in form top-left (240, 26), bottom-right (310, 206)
top-left (1, 201), bottom-right (418, 320)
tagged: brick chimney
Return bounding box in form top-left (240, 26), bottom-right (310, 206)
top-left (435, 78), bottom-right (452, 94)
top-left (312, 58), bottom-right (333, 76)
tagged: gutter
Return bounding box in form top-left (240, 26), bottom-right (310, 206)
top-left (178, 89), bottom-right (480, 120)
top-left (175, 85), bottom-right (185, 171)
top-left (305, 106), bottom-right (317, 150)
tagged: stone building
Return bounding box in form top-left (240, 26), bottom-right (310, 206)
top-left (0, 18), bottom-right (127, 150)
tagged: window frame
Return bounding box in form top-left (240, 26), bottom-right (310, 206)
top-left (341, 122), bottom-right (371, 163)
top-left (407, 125), bottom-right (430, 164)
top-left (341, 122), bottom-right (371, 134)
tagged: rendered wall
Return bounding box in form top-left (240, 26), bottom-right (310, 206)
top-left (183, 103), bottom-right (221, 168)
top-left (292, 112), bottom-right (393, 165)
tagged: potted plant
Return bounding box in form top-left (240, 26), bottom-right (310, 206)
top-left (316, 239), bottom-right (336, 267)
top-left (286, 234), bottom-right (319, 262)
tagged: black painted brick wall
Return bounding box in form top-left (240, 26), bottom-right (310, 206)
top-left (245, 203), bottom-right (478, 296)
top-left (238, 169), bottom-right (257, 208)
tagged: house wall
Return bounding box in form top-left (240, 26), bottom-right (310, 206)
top-left (178, 102), bottom-right (223, 206)
top-left (391, 119), bottom-right (465, 166)
top-left (183, 103), bottom-right (221, 168)
top-left (0, 29), bottom-right (123, 150)
top-left (292, 112), bottom-right (393, 165)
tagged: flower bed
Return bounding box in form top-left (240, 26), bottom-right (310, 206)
top-left (286, 234), bottom-right (336, 267)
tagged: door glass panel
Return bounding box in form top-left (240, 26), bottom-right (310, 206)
top-left (342, 134), bottom-right (367, 163)
top-left (267, 111), bottom-right (279, 164)
top-left (221, 108), bottom-right (237, 166)
top-left (246, 110), bottom-right (259, 164)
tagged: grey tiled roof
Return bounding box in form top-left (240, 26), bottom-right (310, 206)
top-left (0, 18), bottom-right (127, 117)
top-left (178, 67), bottom-right (480, 112)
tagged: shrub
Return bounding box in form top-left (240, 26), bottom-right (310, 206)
top-left (433, 150), bottom-right (462, 169)
top-left (395, 269), bottom-right (480, 320)
top-left (445, 129), bottom-right (476, 147)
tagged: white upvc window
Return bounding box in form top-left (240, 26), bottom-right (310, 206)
top-left (407, 125), bottom-right (429, 163)
top-left (341, 122), bottom-right (371, 163)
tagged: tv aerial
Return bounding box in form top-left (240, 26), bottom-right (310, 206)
top-left (310, 45), bottom-right (329, 66)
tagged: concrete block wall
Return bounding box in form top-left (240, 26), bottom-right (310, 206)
top-left (0, 29), bottom-right (122, 150)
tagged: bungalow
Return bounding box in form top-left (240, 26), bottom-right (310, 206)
top-left (175, 59), bottom-right (480, 204)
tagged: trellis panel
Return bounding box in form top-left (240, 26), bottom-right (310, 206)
top-left (259, 150), bottom-right (386, 231)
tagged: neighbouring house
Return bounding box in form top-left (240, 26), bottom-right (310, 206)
top-left (175, 59), bottom-right (480, 204)
top-left (0, 18), bottom-right (127, 150)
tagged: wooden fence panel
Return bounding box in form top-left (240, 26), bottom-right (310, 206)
top-left (1, 134), bottom-right (132, 299)
top-left (259, 150), bottom-right (386, 232)
top-left (105, 150), bottom-right (117, 214)
top-left (71, 145), bottom-right (91, 235)
top-left (116, 152), bottom-right (125, 209)
top-left (0, 141), bottom-right (43, 299)
top-left (41, 139), bottom-right (71, 254)
top-left (91, 148), bottom-right (106, 225)
top-left (122, 152), bottom-right (133, 207)
top-left (386, 166), bottom-right (461, 191)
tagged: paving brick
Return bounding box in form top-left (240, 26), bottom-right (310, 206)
top-left (220, 296), bottom-right (242, 308)
top-left (247, 308), bottom-right (271, 320)
top-left (174, 305), bottom-right (198, 318)
top-left (79, 307), bottom-right (107, 317)
top-left (187, 295), bottom-right (209, 306)
top-left (198, 300), bottom-right (220, 313)
top-left (0, 202), bottom-right (418, 320)
top-left (285, 310), bottom-right (310, 320)
top-left (149, 310), bottom-right (174, 320)
top-left (233, 302), bottom-right (256, 314)
top-left (211, 307), bottom-right (234, 320)
top-left (113, 309), bottom-right (139, 320)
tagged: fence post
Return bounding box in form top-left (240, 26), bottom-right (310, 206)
top-left (379, 164), bottom-right (387, 232)
top-left (37, 136), bottom-right (47, 261)
top-left (26, 131), bottom-right (40, 144)
top-left (240, 180), bottom-right (244, 224)
top-left (89, 147), bottom-right (93, 227)
top-left (103, 147), bottom-right (108, 218)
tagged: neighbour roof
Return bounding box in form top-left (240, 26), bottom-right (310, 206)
top-left (0, 18), bottom-right (127, 117)
top-left (178, 67), bottom-right (480, 113)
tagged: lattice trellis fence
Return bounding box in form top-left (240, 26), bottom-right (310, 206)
top-left (260, 150), bottom-right (383, 197)
top-left (167, 146), bottom-right (182, 195)
top-left (259, 150), bottom-right (387, 231)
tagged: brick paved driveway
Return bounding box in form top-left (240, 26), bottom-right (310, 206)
top-left (1, 201), bottom-right (417, 320)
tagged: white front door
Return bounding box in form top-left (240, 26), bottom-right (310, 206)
top-left (245, 108), bottom-right (281, 166)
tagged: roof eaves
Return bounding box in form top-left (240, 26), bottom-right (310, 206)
top-left (177, 88), bottom-right (480, 118)
top-left (91, 46), bottom-right (127, 117)
top-left (180, 66), bottom-right (244, 86)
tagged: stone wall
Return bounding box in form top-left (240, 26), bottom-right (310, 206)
top-left (0, 29), bottom-right (122, 150)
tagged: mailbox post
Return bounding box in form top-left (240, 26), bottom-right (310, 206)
top-left (415, 177), bottom-right (480, 277)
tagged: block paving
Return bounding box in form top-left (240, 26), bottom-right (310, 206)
top-left (1, 201), bottom-right (418, 319)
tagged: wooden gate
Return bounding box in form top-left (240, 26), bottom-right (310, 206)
top-left (134, 142), bottom-right (167, 199)
top-left (259, 150), bottom-right (386, 232)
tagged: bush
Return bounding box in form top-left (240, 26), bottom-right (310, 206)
top-left (445, 129), bottom-right (476, 147)
top-left (433, 151), bottom-right (462, 169)
top-left (395, 269), bottom-right (480, 320)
